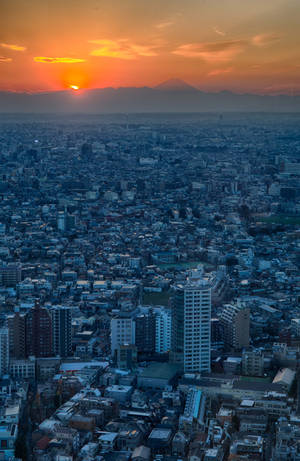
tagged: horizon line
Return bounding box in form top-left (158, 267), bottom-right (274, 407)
top-left (0, 86), bottom-right (299, 97)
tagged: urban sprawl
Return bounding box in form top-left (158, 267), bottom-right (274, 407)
top-left (0, 113), bottom-right (299, 461)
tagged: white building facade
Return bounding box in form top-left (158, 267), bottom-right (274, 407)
top-left (172, 266), bottom-right (211, 373)
top-left (155, 308), bottom-right (172, 354)
top-left (111, 317), bottom-right (136, 357)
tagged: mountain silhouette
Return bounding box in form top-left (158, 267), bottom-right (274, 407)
top-left (154, 78), bottom-right (197, 92)
top-left (0, 83), bottom-right (300, 113)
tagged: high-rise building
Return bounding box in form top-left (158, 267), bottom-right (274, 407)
top-left (155, 308), bottom-right (172, 354)
top-left (0, 328), bottom-right (9, 377)
top-left (111, 316), bottom-right (135, 358)
top-left (171, 266), bottom-right (211, 373)
top-left (135, 310), bottom-right (156, 354)
top-left (57, 211), bottom-right (76, 232)
top-left (7, 309), bottom-right (26, 359)
top-left (219, 301), bottom-right (250, 350)
top-left (50, 306), bottom-right (72, 357)
top-left (26, 300), bottom-right (53, 357)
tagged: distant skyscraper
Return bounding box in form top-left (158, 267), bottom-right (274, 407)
top-left (7, 309), bottom-right (26, 359)
top-left (171, 266), bottom-right (211, 373)
top-left (51, 306), bottom-right (72, 357)
top-left (57, 211), bottom-right (76, 232)
top-left (0, 328), bottom-right (9, 376)
top-left (57, 211), bottom-right (66, 232)
top-left (26, 300), bottom-right (52, 357)
top-left (219, 301), bottom-right (250, 350)
top-left (135, 310), bottom-right (156, 354)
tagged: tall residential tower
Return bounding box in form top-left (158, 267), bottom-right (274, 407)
top-left (171, 266), bottom-right (211, 373)
top-left (51, 306), bottom-right (72, 358)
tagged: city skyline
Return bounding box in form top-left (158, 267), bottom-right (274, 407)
top-left (1, 0), bottom-right (300, 94)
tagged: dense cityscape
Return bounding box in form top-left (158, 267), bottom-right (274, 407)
top-left (0, 112), bottom-right (298, 460)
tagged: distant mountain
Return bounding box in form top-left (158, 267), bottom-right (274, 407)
top-left (0, 85), bottom-right (300, 113)
top-left (154, 78), bottom-right (197, 92)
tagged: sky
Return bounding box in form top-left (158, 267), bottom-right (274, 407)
top-left (1, 0), bottom-right (300, 94)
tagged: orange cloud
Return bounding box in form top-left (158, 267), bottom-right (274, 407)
top-left (213, 27), bottom-right (226, 37)
top-left (156, 20), bottom-right (174, 29)
top-left (263, 83), bottom-right (300, 94)
top-left (0, 56), bottom-right (12, 63)
top-left (208, 67), bottom-right (233, 76)
top-left (0, 43), bottom-right (26, 51)
top-left (173, 40), bottom-right (246, 62)
top-left (89, 39), bottom-right (158, 59)
top-left (252, 33), bottom-right (281, 47)
top-left (34, 57), bottom-right (86, 63)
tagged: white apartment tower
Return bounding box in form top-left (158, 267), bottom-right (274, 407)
top-left (172, 266), bottom-right (211, 373)
top-left (155, 308), bottom-right (172, 354)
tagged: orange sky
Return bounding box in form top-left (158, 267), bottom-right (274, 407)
top-left (1, 0), bottom-right (300, 94)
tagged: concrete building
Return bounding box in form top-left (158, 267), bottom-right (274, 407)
top-left (230, 435), bottom-right (264, 460)
top-left (148, 427), bottom-right (173, 454)
top-left (155, 308), bottom-right (172, 354)
top-left (171, 266), bottom-right (211, 373)
top-left (7, 310), bottom-right (26, 359)
top-left (211, 318), bottom-right (224, 350)
top-left (51, 306), bottom-right (72, 357)
top-left (117, 344), bottom-right (137, 370)
top-left (0, 423), bottom-right (18, 460)
top-left (242, 348), bottom-right (264, 377)
top-left (110, 316), bottom-right (135, 358)
top-left (0, 328), bottom-right (9, 377)
top-left (0, 264), bottom-right (21, 287)
top-left (137, 362), bottom-right (181, 389)
top-left (26, 301), bottom-right (53, 358)
top-left (274, 419), bottom-right (300, 461)
top-left (135, 310), bottom-right (156, 353)
top-left (219, 301), bottom-right (250, 350)
top-left (272, 368), bottom-right (296, 392)
top-left (105, 384), bottom-right (133, 402)
top-left (172, 431), bottom-right (188, 457)
top-left (179, 387), bottom-right (206, 433)
top-left (9, 356), bottom-right (36, 380)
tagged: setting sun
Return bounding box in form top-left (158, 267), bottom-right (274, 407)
top-left (70, 85), bottom-right (79, 90)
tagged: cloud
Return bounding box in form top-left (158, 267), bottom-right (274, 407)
top-left (0, 56), bottom-right (12, 63)
top-left (0, 43), bottom-right (26, 51)
top-left (156, 20), bottom-right (174, 29)
top-left (263, 83), bottom-right (300, 94)
top-left (34, 57), bottom-right (86, 63)
top-left (252, 33), bottom-right (281, 47)
top-left (208, 67), bottom-right (233, 76)
top-left (89, 39), bottom-right (158, 59)
top-left (173, 40), bottom-right (246, 62)
top-left (213, 27), bottom-right (226, 37)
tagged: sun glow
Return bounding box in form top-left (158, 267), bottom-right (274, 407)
top-left (70, 85), bottom-right (79, 90)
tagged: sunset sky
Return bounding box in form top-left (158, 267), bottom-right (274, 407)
top-left (1, 0), bottom-right (300, 94)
